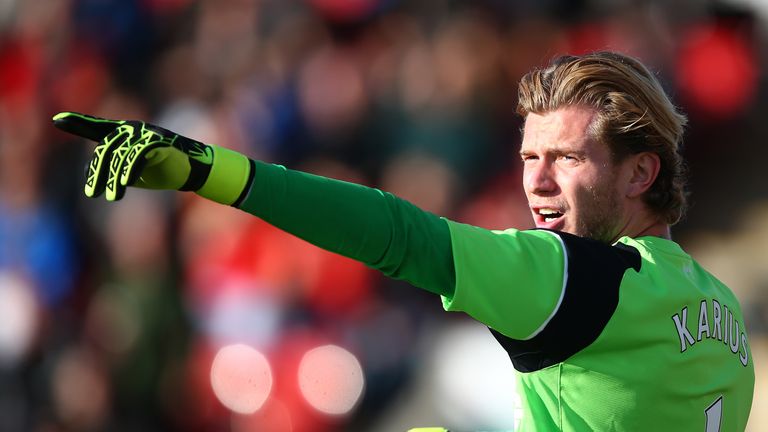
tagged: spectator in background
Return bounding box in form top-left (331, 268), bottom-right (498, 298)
top-left (0, 0), bottom-right (766, 430)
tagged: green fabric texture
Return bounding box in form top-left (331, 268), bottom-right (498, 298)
top-left (550, 235), bottom-right (753, 432)
top-left (446, 226), bottom-right (755, 431)
top-left (237, 160), bottom-right (455, 297)
top-left (442, 223), bottom-right (566, 340)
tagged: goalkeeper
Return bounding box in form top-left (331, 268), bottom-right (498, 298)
top-left (53, 51), bottom-right (754, 431)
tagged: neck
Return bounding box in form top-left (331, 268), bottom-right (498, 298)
top-left (632, 221), bottom-right (670, 239)
top-left (611, 207), bottom-right (671, 242)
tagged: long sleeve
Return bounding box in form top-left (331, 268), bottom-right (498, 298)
top-left (236, 160), bottom-right (455, 297)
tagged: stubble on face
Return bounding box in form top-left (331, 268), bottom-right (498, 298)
top-left (573, 167), bottom-right (624, 243)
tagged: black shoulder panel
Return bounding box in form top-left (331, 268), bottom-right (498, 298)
top-left (490, 231), bottom-right (641, 373)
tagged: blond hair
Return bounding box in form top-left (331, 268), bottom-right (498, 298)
top-left (517, 51), bottom-right (688, 225)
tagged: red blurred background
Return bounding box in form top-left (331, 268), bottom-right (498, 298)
top-left (0, 0), bottom-right (767, 431)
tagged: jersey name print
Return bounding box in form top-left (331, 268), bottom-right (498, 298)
top-left (672, 299), bottom-right (750, 366)
top-left (442, 223), bottom-right (756, 431)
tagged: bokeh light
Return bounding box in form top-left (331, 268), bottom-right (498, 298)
top-left (210, 344), bottom-right (273, 414)
top-left (297, 344), bottom-right (365, 416)
top-left (676, 24), bottom-right (758, 118)
top-left (431, 322), bottom-right (523, 430)
top-left (0, 271), bottom-right (37, 367)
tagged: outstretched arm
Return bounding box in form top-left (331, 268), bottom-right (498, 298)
top-left (239, 161), bottom-right (455, 296)
top-left (53, 112), bottom-right (455, 297)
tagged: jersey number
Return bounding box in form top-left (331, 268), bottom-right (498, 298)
top-left (705, 396), bottom-right (723, 432)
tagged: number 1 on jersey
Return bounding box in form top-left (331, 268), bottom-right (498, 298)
top-left (705, 396), bottom-right (723, 432)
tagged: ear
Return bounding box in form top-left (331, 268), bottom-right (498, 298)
top-left (625, 152), bottom-right (660, 198)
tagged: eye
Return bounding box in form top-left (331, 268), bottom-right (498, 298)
top-left (558, 154), bottom-right (580, 164)
top-left (521, 154), bottom-right (538, 162)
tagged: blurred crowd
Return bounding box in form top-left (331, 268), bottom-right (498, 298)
top-left (0, 0), bottom-right (767, 431)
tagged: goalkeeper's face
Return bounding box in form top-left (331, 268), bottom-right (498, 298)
top-left (520, 105), bottom-right (628, 243)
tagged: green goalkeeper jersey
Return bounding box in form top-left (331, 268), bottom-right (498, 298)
top-left (238, 160), bottom-right (755, 431)
top-left (443, 223), bottom-right (754, 431)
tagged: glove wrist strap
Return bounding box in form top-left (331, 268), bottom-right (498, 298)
top-left (196, 145), bottom-right (253, 206)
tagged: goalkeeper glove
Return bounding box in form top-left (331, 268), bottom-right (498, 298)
top-left (52, 112), bottom-right (253, 205)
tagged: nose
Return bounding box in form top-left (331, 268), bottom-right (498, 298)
top-left (525, 161), bottom-right (557, 195)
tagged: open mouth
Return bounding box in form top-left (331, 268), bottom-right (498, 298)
top-left (534, 208), bottom-right (565, 226)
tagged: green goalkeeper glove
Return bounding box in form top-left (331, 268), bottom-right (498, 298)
top-left (52, 112), bottom-right (254, 205)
